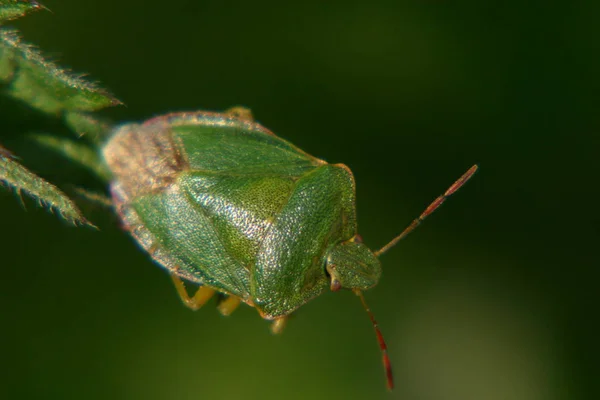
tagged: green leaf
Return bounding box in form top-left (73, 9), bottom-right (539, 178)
top-left (0, 30), bottom-right (121, 114)
top-left (0, 1), bottom-right (117, 227)
top-left (28, 133), bottom-right (112, 182)
top-left (0, 147), bottom-right (93, 226)
top-left (65, 111), bottom-right (113, 145)
top-left (0, 0), bottom-right (42, 24)
top-left (0, 143), bottom-right (13, 158)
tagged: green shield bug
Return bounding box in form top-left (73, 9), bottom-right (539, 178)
top-left (102, 107), bottom-right (477, 390)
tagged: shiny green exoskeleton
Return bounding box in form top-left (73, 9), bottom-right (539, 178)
top-left (102, 107), bottom-right (478, 390)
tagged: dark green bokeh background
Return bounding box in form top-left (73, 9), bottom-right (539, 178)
top-left (1, 1), bottom-right (597, 399)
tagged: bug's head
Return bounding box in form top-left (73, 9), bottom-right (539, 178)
top-left (325, 237), bottom-right (381, 292)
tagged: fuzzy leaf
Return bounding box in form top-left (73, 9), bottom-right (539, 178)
top-left (0, 149), bottom-right (92, 226)
top-left (65, 111), bottom-right (113, 145)
top-left (0, 0), bottom-right (42, 24)
top-left (0, 30), bottom-right (121, 113)
top-left (0, 26), bottom-right (15, 80)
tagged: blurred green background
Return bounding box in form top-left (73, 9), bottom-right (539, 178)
top-left (1, 1), bottom-right (597, 399)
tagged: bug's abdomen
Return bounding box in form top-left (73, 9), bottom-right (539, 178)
top-left (103, 121), bottom-right (189, 201)
top-left (124, 171), bottom-right (300, 299)
top-left (128, 178), bottom-right (252, 298)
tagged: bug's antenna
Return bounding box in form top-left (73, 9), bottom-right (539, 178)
top-left (374, 164), bottom-right (478, 257)
top-left (354, 289), bottom-right (394, 390)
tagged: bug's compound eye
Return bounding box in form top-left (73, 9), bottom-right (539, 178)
top-left (331, 278), bottom-right (342, 292)
top-left (352, 234), bottom-right (363, 244)
top-left (326, 263), bottom-right (342, 292)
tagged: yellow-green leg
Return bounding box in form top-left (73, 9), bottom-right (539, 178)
top-left (224, 106), bottom-right (254, 121)
top-left (170, 275), bottom-right (215, 311)
top-left (217, 296), bottom-right (242, 316)
top-left (270, 317), bottom-right (288, 334)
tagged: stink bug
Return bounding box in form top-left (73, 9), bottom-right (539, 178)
top-left (102, 107), bottom-right (477, 390)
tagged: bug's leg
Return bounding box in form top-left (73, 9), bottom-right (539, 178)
top-left (224, 106), bottom-right (254, 121)
top-left (270, 317), bottom-right (288, 335)
top-left (170, 274), bottom-right (216, 311)
top-left (216, 295), bottom-right (242, 316)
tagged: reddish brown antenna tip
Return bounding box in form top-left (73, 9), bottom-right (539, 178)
top-left (354, 289), bottom-right (394, 390)
top-left (375, 164), bottom-right (478, 257)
